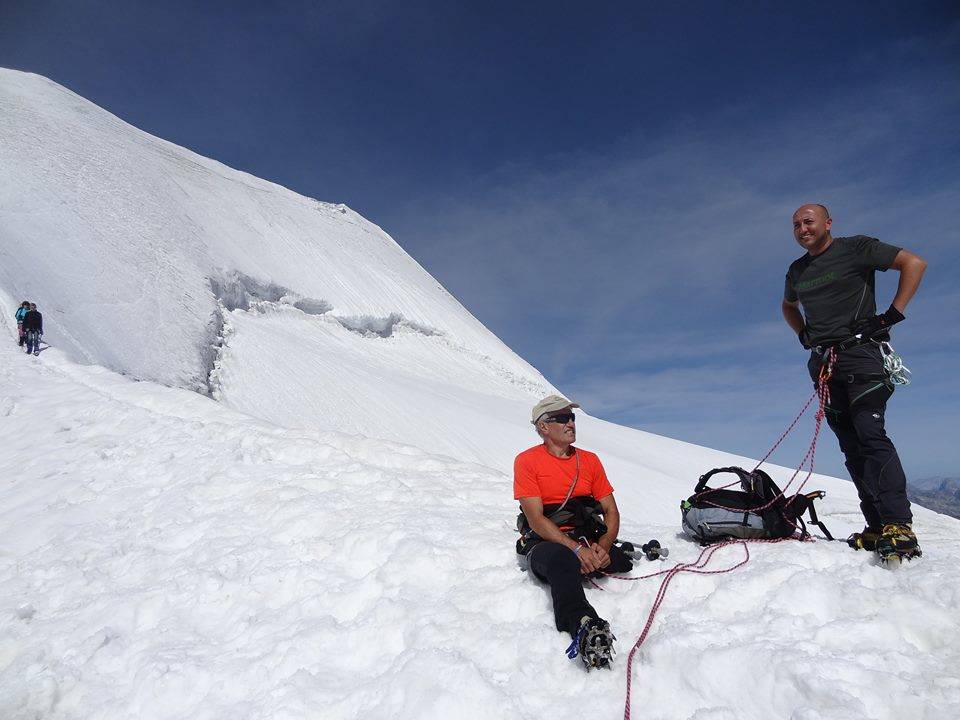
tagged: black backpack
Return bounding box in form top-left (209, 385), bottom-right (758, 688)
top-left (680, 467), bottom-right (834, 545)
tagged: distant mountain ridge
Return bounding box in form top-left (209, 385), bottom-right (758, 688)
top-left (911, 476), bottom-right (960, 519)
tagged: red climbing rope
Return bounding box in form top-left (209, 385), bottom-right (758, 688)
top-left (692, 348), bottom-right (836, 515)
top-left (615, 349), bottom-right (837, 720)
top-left (617, 538), bottom-right (795, 720)
top-left (751, 388), bottom-right (820, 470)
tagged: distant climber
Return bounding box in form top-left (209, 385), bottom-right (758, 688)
top-left (15, 301), bottom-right (29, 346)
top-left (782, 204), bottom-right (927, 562)
top-left (23, 302), bottom-right (43, 356)
top-left (514, 394), bottom-right (632, 670)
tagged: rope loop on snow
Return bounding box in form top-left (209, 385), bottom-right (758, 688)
top-left (612, 537), bottom-right (796, 720)
top-left (615, 350), bottom-right (837, 720)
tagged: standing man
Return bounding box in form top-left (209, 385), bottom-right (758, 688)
top-left (23, 302), bottom-right (43, 356)
top-left (514, 394), bottom-right (632, 670)
top-left (782, 204), bottom-right (927, 560)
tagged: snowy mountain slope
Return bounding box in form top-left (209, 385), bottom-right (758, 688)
top-left (2, 316), bottom-right (959, 720)
top-left (2, 68), bottom-right (959, 719)
top-left (0, 67), bottom-right (773, 477)
top-left (209, 301), bottom-right (551, 465)
top-left (0, 68), bottom-right (538, 394)
top-left (189, 292), bottom-right (876, 517)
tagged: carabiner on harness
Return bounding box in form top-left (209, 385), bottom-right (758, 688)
top-left (878, 341), bottom-right (911, 386)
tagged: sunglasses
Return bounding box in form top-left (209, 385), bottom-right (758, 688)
top-left (543, 412), bottom-right (576, 424)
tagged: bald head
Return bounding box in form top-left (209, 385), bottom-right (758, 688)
top-left (793, 203), bottom-right (830, 221)
top-left (792, 204), bottom-right (834, 255)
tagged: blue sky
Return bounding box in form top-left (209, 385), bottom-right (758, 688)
top-left (2, 1), bottom-right (958, 478)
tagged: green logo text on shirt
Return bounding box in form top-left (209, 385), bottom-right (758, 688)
top-left (796, 271), bottom-right (837, 291)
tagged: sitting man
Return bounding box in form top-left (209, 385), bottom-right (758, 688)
top-left (514, 394), bottom-right (632, 671)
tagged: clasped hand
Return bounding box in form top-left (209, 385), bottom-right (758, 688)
top-left (575, 542), bottom-right (611, 574)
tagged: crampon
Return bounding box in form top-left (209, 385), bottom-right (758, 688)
top-left (566, 617), bottom-right (616, 671)
top-left (846, 527), bottom-right (881, 552)
top-left (875, 524), bottom-right (922, 567)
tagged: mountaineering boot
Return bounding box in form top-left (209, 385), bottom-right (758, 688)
top-left (566, 616), bottom-right (616, 671)
top-left (846, 526), bottom-right (882, 551)
top-left (875, 523), bottom-right (921, 565)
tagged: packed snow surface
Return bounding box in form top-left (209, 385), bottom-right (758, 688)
top-left (3, 313), bottom-right (960, 720)
top-left (2, 69), bottom-right (959, 719)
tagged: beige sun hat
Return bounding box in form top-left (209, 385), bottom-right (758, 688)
top-left (530, 394), bottom-right (580, 424)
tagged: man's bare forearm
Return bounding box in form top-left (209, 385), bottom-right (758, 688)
top-left (782, 300), bottom-right (805, 335)
top-left (597, 508), bottom-right (619, 552)
top-left (890, 251), bottom-right (927, 313)
top-left (527, 513), bottom-right (581, 550)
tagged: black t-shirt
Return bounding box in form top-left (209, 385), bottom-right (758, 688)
top-left (784, 235), bottom-right (900, 345)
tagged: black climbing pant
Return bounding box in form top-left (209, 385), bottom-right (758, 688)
top-left (808, 344), bottom-right (912, 527)
top-left (527, 541), bottom-right (632, 637)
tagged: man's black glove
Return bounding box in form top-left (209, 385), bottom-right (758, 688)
top-left (852, 304), bottom-right (905, 338)
top-left (798, 327), bottom-right (813, 349)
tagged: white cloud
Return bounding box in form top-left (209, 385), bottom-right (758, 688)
top-left (386, 51), bottom-right (960, 476)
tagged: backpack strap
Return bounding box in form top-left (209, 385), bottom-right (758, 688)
top-left (785, 490), bottom-right (835, 541)
top-left (793, 512), bottom-right (810, 541)
top-left (695, 466), bottom-right (752, 493)
top-left (750, 468), bottom-right (785, 502)
top-left (695, 467), bottom-right (779, 504)
top-left (802, 491), bottom-right (835, 541)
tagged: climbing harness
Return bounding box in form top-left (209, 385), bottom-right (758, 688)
top-left (817, 331), bottom-right (913, 387)
top-left (516, 452), bottom-right (609, 557)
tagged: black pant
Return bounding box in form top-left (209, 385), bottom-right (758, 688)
top-left (527, 541), bottom-right (632, 637)
top-left (808, 344), bottom-right (912, 527)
